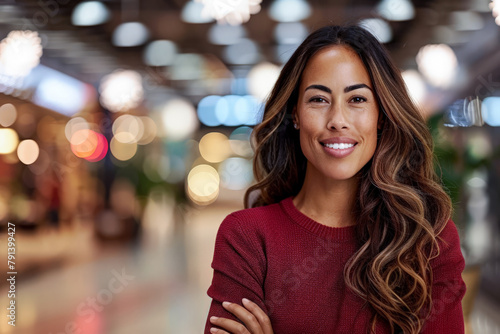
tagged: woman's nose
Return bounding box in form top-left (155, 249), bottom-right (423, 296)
top-left (326, 103), bottom-right (349, 130)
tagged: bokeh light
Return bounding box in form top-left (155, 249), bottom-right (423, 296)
top-left (0, 103), bottom-right (17, 127)
top-left (69, 128), bottom-right (108, 162)
top-left (17, 139), bottom-right (40, 165)
top-left (112, 115), bottom-right (144, 144)
top-left (490, 0), bottom-right (500, 25)
top-left (110, 137), bottom-right (138, 161)
top-left (143, 40), bottom-right (178, 66)
top-left (137, 116), bottom-right (157, 145)
top-left (99, 69), bottom-right (144, 112)
top-left (65, 117), bottom-right (89, 142)
top-left (247, 62), bottom-right (281, 102)
top-left (160, 99), bottom-right (199, 140)
top-left (70, 129), bottom-right (99, 158)
top-left (199, 132), bottom-right (232, 163)
top-left (481, 97), bottom-right (500, 126)
top-left (170, 54), bottom-right (205, 80)
top-left (181, 0), bottom-right (214, 24)
top-left (219, 157), bottom-right (253, 190)
top-left (268, 0), bottom-right (311, 22)
top-left (196, 0), bottom-right (262, 25)
top-left (402, 69), bottom-right (427, 106)
top-left (0, 128), bottom-right (19, 154)
top-left (197, 95), bottom-right (262, 126)
top-left (72, 1), bottom-right (110, 26)
top-left (86, 133), bottom-right (108, 162)
top-left (358, 18), bottom-right (392, 43)
top-left (0, 30), bottom-right (42, 77)
top-left (198, 95), bottom-right (222, 126)
top-left (187, 164), bottom-right (220, 205)
top-left (112, 22), bottom-right (150, 47)
top-left (376, 0), bottom-right (415, 21)
top-left (229, 126), bottom-right (254, 157)
top-left (416, 44), bottom-right (458, 88)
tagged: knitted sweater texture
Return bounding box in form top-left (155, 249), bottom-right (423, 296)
top-left (205, 196), bottom-right (466, 333)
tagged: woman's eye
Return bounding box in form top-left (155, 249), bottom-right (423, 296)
top-left (309, 97), bottom-right (327, 103)
top-left (350, 96), bottom-right (367, 103)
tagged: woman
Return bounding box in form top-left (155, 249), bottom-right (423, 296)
top-left (205, 25), bottom-right (466, 334)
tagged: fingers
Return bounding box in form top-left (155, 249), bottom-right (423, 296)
top-left (210, 314), bottom-right (250, 334)
top-left (224, 301), bottom-right (263, 333)
top-left (209, 300), bottom-right (273, 334)
top-left (241, 299), bottom-right (273, 334)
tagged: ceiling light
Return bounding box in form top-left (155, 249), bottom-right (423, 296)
top-left (376, 0), bottom-right (415, 21)
top-left (0, 30), bottom-right (42, 77)
top-left (143, 40), bottom-right (177, 66)
top-left (196, 0), bottom-right (262, 25)
top-left (416, 44), bottom-right (458, 88)
top-left (247, 62), bottom-right (281, 101)
top-left (181, 0), bottom-right (214, 24)
top-left (112, 22), bottom-right (149, 47)
top-left (72, 1), bottom-right (110, 26)
top-left (269, 0), bottom-right (311, 22)
top-left (159, 99), bottom-right (199, 140)
top-left (358, 18), bottom-right (392, 43)
top-left (99, 69), bottom-right (144, 112)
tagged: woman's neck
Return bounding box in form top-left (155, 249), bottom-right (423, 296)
top-left (292, 172), bottom-right (359, 228)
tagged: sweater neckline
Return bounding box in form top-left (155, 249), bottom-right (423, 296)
top-left (280, 195), bottom-right (356, 241)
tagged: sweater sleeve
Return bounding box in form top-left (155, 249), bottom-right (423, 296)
top-left (422, 219), bottom-right (467, 333)
top-left (204, 213), bottom-right (268, 333)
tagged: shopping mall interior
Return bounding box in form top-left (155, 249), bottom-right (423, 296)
top-left (0, 0), bottom-right (500, 333)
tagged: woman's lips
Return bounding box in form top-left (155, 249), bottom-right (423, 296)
top-left (320, 142), bottom-right (357, 158)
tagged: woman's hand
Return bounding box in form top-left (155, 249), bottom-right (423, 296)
top-left (209, 298), bottom-right (274, 334)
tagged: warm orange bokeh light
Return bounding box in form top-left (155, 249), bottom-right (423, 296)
top-left (70, 129), bottom-right (107, 161)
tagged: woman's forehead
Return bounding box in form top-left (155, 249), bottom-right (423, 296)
top-left (299, 46), bottom-right (372, 89)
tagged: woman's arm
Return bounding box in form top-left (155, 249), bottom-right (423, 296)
top-left (421, 219), bottom-right (467, 333)
top-left (209, 298), bottom-right (274, 334)
top-left (204, 213), bottom-right (269, 333)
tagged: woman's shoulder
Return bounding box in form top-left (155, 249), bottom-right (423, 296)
top-left (435, 219), bottom-right (462, 252)
top-left (431, 218), bottom-right (465, 273)
top-left (217, 200), bottom-right (286, 238)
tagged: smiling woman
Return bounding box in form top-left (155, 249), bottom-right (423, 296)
top-left (205, 25), bottom-right (466, 334)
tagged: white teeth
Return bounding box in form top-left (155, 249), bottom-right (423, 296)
top-left (324, 143), bottom-right (354, 149)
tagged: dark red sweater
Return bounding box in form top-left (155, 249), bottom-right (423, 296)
top-left (205, 196), bottom-right (466, 333)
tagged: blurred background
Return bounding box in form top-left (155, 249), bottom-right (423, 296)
top-left (0, 0), bottom-right (499, 333)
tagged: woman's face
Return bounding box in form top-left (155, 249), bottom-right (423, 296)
top-left (293, 45), bottom-right (380, 183)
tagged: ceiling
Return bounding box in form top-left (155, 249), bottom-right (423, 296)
top-left (1, 0), bottom-right (500, 113)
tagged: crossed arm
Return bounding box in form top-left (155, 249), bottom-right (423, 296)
top-left (208, 298), bottom-right (274, 334)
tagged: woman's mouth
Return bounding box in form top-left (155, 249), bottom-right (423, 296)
top-left (321, 142), bottom-right (356, 150)
top-left (320, 141), bottom-right (357, 158)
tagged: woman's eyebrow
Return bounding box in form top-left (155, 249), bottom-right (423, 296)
top-left (344, 83), bottom-right (372, 93)
top-left (305, 83), bottom-right (372, 94)
top-left (305, 84), bottom-right (331, 94)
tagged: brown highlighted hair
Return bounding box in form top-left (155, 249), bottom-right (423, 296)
top-left (244, 25), bottom-right (452, 334)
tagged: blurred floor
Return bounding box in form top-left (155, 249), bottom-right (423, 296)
top-left (1, 203), bottom-right (499, 334)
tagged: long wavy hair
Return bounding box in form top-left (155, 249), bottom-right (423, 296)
top-left (244, 25), bottom-right (452, 333)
